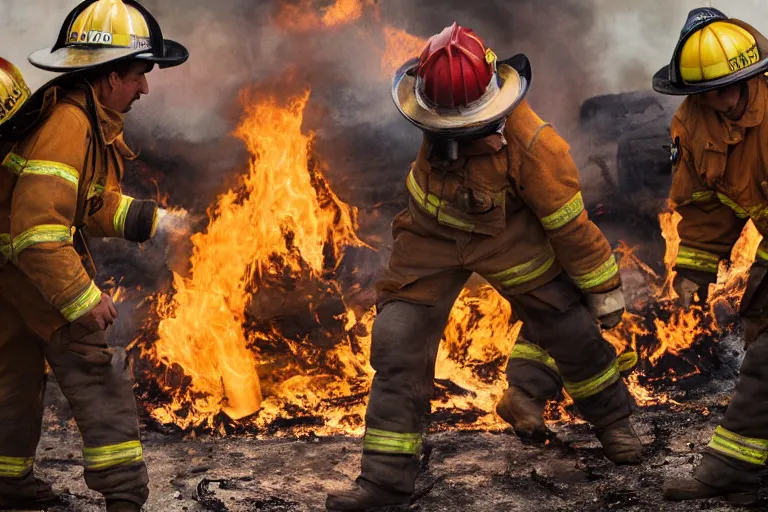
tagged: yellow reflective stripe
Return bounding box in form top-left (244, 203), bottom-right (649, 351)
top-left (571, 255), bottom-right (619, 290)
top-left (60, 281), bottom-right (102, 322)
top-left (0, 456), bottom-right (34, 478)
top-left (23, 160), bottom-right (79, 188)
top-left (708, 426), bottom-right (768, 465)
top-left (405, 170), bottom-right (475, 231)
top-left (675, 246), bottom-right (720, 273)
top-left (756, 242), bottom-right (768, 264)
top-left (488, 247), bottom-right (556, 289)
top-left (509, 342), bottom-right (558, 373)
top-left (0, 233), bottom-right (10, 260)
top-left (617, 351), bottom-right (638, 372)
top-left (716, 193), bottom-right (750, 218)
top-left (564, 361), bottom-right (620, 400)
top-left (363, 428), bottom-right (422, 455)
top-left (1, 152), bottom-right (26, 175)
top-left (83, 440), bottom-right (143, 471)
top-left (12, 224), bottom-right (73, 256)
top-left (540, 192), bottom-right (584, 231)
top-left (113, 195), bottom-right (134, 237)
top-left (691, 191), bottom-right (715, 203)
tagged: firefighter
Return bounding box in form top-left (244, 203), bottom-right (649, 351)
top-left (0, 1), bottom-right (187, 510)
top-left (652, 7), bottom-right (768, 506)
top-left (326, 23), bottom-right (642, 511)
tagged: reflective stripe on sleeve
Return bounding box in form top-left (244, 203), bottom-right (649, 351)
top-left (539, 192), bottom-right (584, 231)
top-left (571, 255), bottom-right (619, 290)
top-left (113, 195), bottom-right (135, 238)
top-left (60, 281), bottom-right (102, 322)
top-left (12, 224), bottom-right (73, 257)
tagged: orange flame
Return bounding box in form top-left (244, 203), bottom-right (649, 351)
top-left (143, 90), bottom-right (365, 428)
top-left (381, 25), bottom-right (427, 77)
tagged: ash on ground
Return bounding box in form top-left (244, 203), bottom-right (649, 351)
top-left (33, 338), bottom-right (764, 512)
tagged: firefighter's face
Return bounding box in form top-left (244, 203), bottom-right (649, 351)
top-left (700, 82), bottom-right (749, 120)
top-left (105, 62), bottom-right (153, 114)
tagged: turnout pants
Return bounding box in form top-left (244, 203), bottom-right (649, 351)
top-left (692, 335), bottom-right (768, 489)
top-left (0, 265), bottom-right (148, 506)
top-left (360, 272), bottom-right (632, 495)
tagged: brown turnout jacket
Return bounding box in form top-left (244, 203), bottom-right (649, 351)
top-left (0, 82), bottom-right (157, 340)
top-left (669, 77), bottom-right (768, 275)
top-left (378, 99), bottom-right (620, 304)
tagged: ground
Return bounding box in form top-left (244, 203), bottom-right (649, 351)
top-left (26, 365), bottom-right (764, 512)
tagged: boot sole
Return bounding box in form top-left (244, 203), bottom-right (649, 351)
top-left (664, 490), bottom-right (758, 506)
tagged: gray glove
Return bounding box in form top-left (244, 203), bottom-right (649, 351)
top-left (586, 287), bottom-right (626, 329)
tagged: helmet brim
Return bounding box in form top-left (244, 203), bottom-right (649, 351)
top-left (392, 54), bottom-right (531, 137)
top-left (654, 18), bottom-right (768, 96)
top-left (652, 60), bottom-right (768, 95)
top-left (28, 39), bottom-right (188, 72)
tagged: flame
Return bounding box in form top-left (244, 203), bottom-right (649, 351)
top-left (321, 0), bottom-right (364, 27)
top-left (143, 90), bottom-right (366, 428)
top-left (381, 25), bottom-right (427, 77)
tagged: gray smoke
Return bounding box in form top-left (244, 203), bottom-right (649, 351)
top-left (3, 0), bottom-right (768, 341)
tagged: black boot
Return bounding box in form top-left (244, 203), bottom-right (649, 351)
top-left (664, 451), bottom-right (760, 506)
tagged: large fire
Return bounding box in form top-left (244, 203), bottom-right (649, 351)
top-left (134, 7), bottom-right (760, 437)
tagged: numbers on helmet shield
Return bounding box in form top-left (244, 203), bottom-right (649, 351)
top-left (87, 31), bottom-right (113, 44)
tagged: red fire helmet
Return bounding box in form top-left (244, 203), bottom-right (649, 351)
top-left (392, 22), bottom-right (531, 138)
top-left (417, 23), bottom-right (495, 109)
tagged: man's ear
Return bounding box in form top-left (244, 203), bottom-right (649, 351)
top-left (108, 71), bottom-right (120, 90)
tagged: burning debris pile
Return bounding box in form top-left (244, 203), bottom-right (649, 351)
top-left (130, 91), bottom-right (758, 439)
top-left (122, 0), bottom-right (759, 439)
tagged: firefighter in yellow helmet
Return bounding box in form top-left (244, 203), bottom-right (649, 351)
top-left (653, 7), bottom-right (768, 506)
top-left (0, 1), bottom-right (187, 510)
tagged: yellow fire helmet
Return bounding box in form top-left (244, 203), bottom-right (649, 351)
top-left (653, 7), bottom-right (768, 95)
top-left (0, 58), bottom-right (31, 127)
top-left (28, 0), bottom-right (188, 72)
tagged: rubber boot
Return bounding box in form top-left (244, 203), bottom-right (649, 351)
top-left (663, 452), bottom-right (760, 506)
top-left (595, 417), bottom-right (643, 465)
top-left (326, 453), bottom-right (416, 511)
top-left (0, 474), bottom-right (64, 509)
top-left (106, 499), bottom-right (142, 512)
top-left (496, 386), bottom-right (553, 442)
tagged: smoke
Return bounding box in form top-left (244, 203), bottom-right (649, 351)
top-left (4, 0), bottom-right (768, 340)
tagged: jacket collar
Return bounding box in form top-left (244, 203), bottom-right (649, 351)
top-left (63, 82), bottom-right (125, 146)
top-left (693, 78), bottom-right (766, 147)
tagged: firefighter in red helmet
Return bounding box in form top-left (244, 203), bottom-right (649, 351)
top-left (325, 23), bottom-right (642, 511)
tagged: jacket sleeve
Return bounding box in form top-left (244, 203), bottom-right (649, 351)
top-left (668, 119), bottom-right (746, 276)
top-left (517, 126), bottom-right (620, 293)
top-left (85, 187), bottom-right (158, 243)
top-left (9, 106), bottom-right (101, 322)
